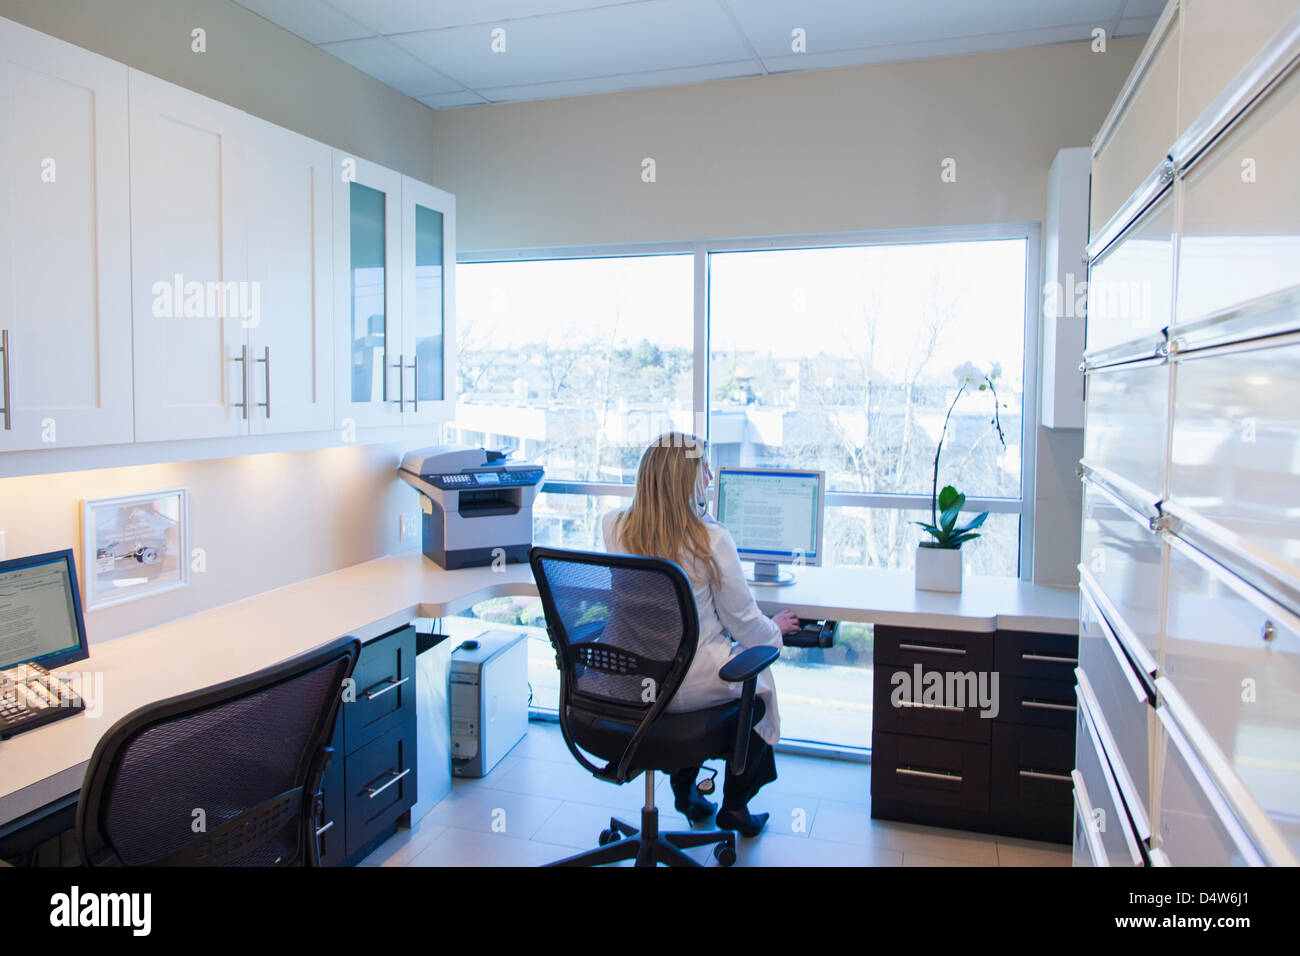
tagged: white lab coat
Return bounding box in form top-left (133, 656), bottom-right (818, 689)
top-left (601, 510), bottom-right (782, 746)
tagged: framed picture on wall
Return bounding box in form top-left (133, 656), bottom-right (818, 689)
top-left (81, 488), bottom-right (190, 610)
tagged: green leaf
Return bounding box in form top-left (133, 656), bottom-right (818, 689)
top-left (954, 512), bottom-right (989, 534)
top-left (947, 531), bottom-right (982, 547)
top-left (940, 503), bottom-right (962, 533)
top-left (937, 485), bottom-right (961, 512)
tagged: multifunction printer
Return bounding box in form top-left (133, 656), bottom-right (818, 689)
top-left (398, 444), bottom-right (544, 570)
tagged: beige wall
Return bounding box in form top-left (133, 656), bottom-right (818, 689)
top-left (0, 441), bottom-right (431, 644)
top-left (431, 38), bottom-right (1143, 251)
top-left (430, 39), bottom-right (1140, 585)
top-left (0, 0), bottom-right (443, 643)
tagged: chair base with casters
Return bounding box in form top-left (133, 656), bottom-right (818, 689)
top-left (546, 772), bottom-right (737, 867)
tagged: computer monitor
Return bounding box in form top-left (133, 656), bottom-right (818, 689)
top-left (714, 467), bottom-right (825, 586)
top-left (0, 549), bottom-right (91, 671)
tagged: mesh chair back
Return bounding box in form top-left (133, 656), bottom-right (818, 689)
top-left (77, 637), bottom-right (359, 867)
top-left (531, 547), bottom-right (699, 780)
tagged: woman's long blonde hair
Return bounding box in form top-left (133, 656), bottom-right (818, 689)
top-left (614, 432), bottom-right (722, 589)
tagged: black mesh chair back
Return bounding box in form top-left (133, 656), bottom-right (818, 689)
top-left (531, 547), bottom-right (699, 782)
top-left (76, 636), bottom-right (360, 867)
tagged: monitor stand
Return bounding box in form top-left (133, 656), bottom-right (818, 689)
top-left (748, 561), bottom-right (794, 587)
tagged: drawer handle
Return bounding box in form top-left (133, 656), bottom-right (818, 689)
top-left (896, 766), bottom-right (963, 783)
top-left (315, 820), bottom-right (335, 837)
top-left (1022, 699), bottom-right (1077, 712)
top-left (366, 768), bottom-right (411, 799)
top-left (1019, 769), bottom-right (1072, 783)
top-left (898, 642), bottom-right (967, 656)
top-left (897, 700), bottom-right (963, 713)
top-left (1021, 653), bottom-right (1077, 665)
top-left (363, 676), bottom-right (409, 700)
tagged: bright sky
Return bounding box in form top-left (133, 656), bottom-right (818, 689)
top-left (458, 237), bottom-right (1027, 390)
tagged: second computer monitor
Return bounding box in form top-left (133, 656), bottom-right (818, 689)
top-left (714, 467), bottom-right (825, 585)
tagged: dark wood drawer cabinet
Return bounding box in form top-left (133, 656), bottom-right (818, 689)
top-left (872, 732), bottom-right (990, 813)
top-left (318, 624), bottom-right (418, 866)
top-left (871, 624), bottom-right (1077, 844)
top-left (872, 663), bottom-right (991, 743)
top-left (990, 723), bottom-right (1075, 842)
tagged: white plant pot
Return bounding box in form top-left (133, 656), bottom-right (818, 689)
top-left (915, 545), bottom-right (963, 592)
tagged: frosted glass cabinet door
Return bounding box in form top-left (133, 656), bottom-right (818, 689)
top-left (1090, 2), bottom-right (1180, 240)
top-left (1085, 190), bottom-right (1174, 358)
top-left (1178, 0), bottom-right (1300, 137)
top-left (0, 18), bottom-right (133, 452)
top-left (399, 176), bottom-right (456, 425)
top-left (244, 117), bottom-right (334, 435)
top-left (333, 152), bottom-right (402, 430)
top-left (129, 70), bottom-right (249, 441)
top-left (1177, 60), bottom-right (1300, 325)
top-left (1163, 535), bottom-right (1300, 862)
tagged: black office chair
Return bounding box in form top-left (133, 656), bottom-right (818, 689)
top-left (75, 636), bottom-right (360, 867)
top-left (530, 546), bottom-right (779, 867)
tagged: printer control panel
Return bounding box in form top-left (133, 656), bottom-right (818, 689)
top-left (428, 467), bottom-right (544, 490)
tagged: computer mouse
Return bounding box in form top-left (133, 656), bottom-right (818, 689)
top-left (460, 639), bottom-right (480, 651)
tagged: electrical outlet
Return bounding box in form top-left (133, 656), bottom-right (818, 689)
top-left (400, 512), bottom-right (420, 543)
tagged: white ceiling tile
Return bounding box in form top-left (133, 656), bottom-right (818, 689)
top-left (475, 60), bottom-right (762, 103)
top-left (326, 0), bottom-right (641, 35)
top-left (392, 0), bottom-right (755, 89)
top-left (320, 36), bottom-right (465, 95)
top-left (1115, 15), bottom-right (1161, 36)
top-left (418, 90), bottom-right (492, 109)
top-left (1119, 0), bottom-right (1169, 17)
top-left (759, 22), bottom-right (1107, 74)
top-left (231, 0), bottom-right (374, 44)
top-left (724, 0), bottom-right (1123, 57)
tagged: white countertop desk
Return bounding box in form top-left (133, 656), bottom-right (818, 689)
top-left (0, 553), bottom-right (1079, 829)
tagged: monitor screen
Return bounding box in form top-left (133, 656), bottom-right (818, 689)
top-left (0, 550), bottom-right (89, 671)
top-left (715, 469), bottom-right (823, 563)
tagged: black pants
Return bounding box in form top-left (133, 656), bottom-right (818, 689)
top-left (669, 732), bottom-right (778, 813)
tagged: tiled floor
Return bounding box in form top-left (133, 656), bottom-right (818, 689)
top-left (359, 721), bottom-right (1072, 867)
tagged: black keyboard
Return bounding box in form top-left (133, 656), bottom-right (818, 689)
top-left (0, 663), bottom-right (85, 739)
top-left (784, 619), bottom-right (838, 648)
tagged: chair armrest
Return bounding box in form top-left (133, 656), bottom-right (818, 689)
top-left (718, 645), bottom-right (779, 683)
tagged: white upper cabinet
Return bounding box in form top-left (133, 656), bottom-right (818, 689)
top-left (333, 153), bottom-right (403, 430)
top-left (129, 69), bottom-right (249, 443)
top-left (244, 116), bottom-right (334, 435)
top-left (399, 176), bottom-right (455, 425)
top-left (0, 18), bottom-right (133, 452)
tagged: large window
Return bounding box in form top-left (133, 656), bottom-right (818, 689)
top-left (709, 239), bottom-right (1027, 578)
top-left (455, 228), bottom-right (1037, 750)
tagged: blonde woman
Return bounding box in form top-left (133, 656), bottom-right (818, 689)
top-left (602, 433), bottom-right (800, 837)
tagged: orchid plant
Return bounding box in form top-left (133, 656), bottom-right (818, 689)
top-left (915, 362), bottom-right (1008, 550)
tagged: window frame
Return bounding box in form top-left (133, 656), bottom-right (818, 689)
top-left (460, 221), bottom-right (1041, 579)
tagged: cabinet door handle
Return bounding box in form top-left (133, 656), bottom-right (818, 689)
top-left (1021, 653), bottom-right (1077, 664)
top-left (407, 358), bottom-right (418, 413)
top-left (1019, 769), bottom-right (1073, 783)
top-left (897, 699), bottom-right (963, 713)
top-left (363, 675), bottom-right (409, 700)
top-left (315, 820), bottom-right (335, 836)
top-left (1022, 699), bottom-right (1077, 712)
top-left (390, 352), bottom-right (404, 408)
top-left (366, 767), bottom-right (410, 799)
top-left (898, 642), bottom-right (967, 656)
top-left (232, 345), bottom-right (249, 419)
top-left (256, 346), bottom-right (270, 418)
top-left (0, 329), bottom-right (10, 430)
top-left (896, 766), bottom-right (963, 782)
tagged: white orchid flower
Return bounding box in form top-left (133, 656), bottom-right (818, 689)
top-left (953, 361), bottom-right (983, 387)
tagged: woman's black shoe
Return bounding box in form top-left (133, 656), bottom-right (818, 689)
top-left (674, 790), bottom-right (718, 823)
top-left (716, 808), bottom-right (769, 837)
